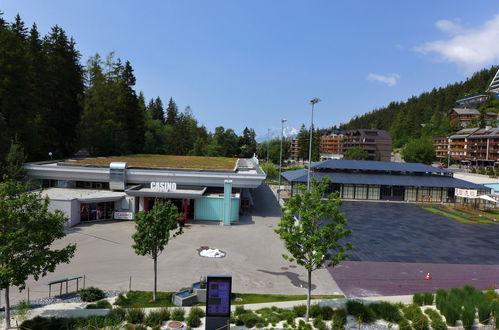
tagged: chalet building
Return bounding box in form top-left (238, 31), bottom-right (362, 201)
top-left (342, 129), bottom-right (392, 161)
top-left (448, 108), bottom-right (497, 128)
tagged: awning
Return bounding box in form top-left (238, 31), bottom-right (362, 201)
top-left (125, 185), bottom-right (207, 199)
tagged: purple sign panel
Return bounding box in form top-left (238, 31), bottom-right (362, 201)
top-left (206, 276), bottom-right (232, 317)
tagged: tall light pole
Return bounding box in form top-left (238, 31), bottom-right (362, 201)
top-left (278, 119), bottom-right (287, 193)
top-left (267, 128), bottom-right (271, 164)
top-left (307, 98), bottom-right (320, 191)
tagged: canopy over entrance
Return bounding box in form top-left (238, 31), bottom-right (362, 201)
top-left (125, 185), bottom-right (207, 199)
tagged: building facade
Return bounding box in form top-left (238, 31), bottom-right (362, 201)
top-left (342, 129), bottom-right (392, 161)
top-left (433, 128), bottom-right (499, 166)
top-left (320, 133), bottom-right (344, 160)
top-left (289, 138), bottom-right (300, 161)
top-left (25, 156), bottom-right (266, 227)
top-left (281, 159), bottom-right (490, 203)
top-left (449, 108), bottom-right (498, 128)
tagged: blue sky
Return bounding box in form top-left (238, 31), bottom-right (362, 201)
top-left (2, 1), bottom-right (499, 139)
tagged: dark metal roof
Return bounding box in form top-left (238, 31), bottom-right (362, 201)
top-left (310, 159), bottom-right (450, 174)
top-left (282, 170), bottom-right (487, 189)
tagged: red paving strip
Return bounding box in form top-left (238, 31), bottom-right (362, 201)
top-left (328, 261), bottom-right (499, 297)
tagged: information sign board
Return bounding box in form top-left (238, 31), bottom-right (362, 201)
top-left (455, 188), bottom-right (477, 198)
top-left (206, 276), bottom-right (232, 317)
top-left (114, 212), bottom-right (134, 220)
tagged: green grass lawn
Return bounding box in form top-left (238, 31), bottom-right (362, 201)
top-left (422, 206), bottom-right (497, 225)
top-left (114, 291), bottom-right (344, 308)
top-left (65, 154), bottom-right (237, 170)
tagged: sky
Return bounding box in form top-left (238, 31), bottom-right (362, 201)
top-left (2, 0), bottom-right (499, 140)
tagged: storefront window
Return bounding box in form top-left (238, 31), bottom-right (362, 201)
top-left (80, 202), bottom-right (114, 221)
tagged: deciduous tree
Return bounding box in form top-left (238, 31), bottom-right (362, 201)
top-left (132, 201), bottom-right (183, 301)
top-left (343, 146), bottom-right (370, 160)
top-left (275, 177), bottom-right (352, 322)
top-left (401, 137), bottom-right (436, 164)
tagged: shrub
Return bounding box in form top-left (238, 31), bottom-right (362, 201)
top-left (239, 312), bottom-right (263, 328)
top-left (461, 304), bottom-right (475, 330)
top-left (297, 319), bottom-right (312, 329)
top-left (309, 304), bottom-right (322, 318)
top-left (424, 308), bottom-right (446, 330)
top-left (186, 313), bottom-right (202, 328)
top-left (413, 293), bottom-right (424, 306)
top-left (144, 308), bottom-right (170, 327)
top-left (315, 305), bottom-right (334, 320)
top-left (477, 300), bottom-right (491, 324)
top-left (370, 301), bottom-right (402, 323)
top-left (312, 317), bottom-right (327, 330)
top-left (332, 308), bottom-right (347, 329)
top-left (79, 287), bottom-right (105, 302)
top-left (234, 305), bottom-right (248, 316)
top-left (171, 307), bottom-right (185, 321)
top-left (189, 306), bottom-right (205, 319)
top-left (134, 325), bottom-right (147, 330)
top-left (293, 304), bottom-right (306, 317)
top-left (346, 300), bottom-right (375, 323)
top-left (126, 308), bottom-right (145, 324)
top-left (76, 315), bottom-right (107, 328)
top-left (423, 292), bottom-right (434, 305)
top-left (106, 308), bottom-right (126, 325)
top-left (114, 293), bottom-right (130, 306)
top-left (411, 312), bottom-right (430, 330)
top-left (86, 299), bottom-right (112, 309)
top-left (16, 300), bottom-right (32, 322)
top-left (440, 301), bottom-right (460, 326)
top-left (435, 289), bottom-right (447, 310)
top-left (398, 318), bottom-right (412, 330)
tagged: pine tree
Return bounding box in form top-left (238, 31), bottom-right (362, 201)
top-left (165, 97), bottom-right (178, 126)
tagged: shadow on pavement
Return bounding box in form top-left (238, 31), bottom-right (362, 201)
top-left (257, 269), bottom-right (316, 290)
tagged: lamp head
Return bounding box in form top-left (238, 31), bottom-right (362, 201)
top-left (310, 98), bottom-right (321, 105)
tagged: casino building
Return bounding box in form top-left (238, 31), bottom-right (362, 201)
top-left (24, 155), bottom-right (266, 227)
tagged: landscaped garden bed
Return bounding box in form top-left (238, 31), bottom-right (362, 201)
top-left (19, 285), bottom-right (499, 329)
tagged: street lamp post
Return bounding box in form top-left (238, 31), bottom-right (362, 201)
top-left (307, 98), bottom-right (320, 191)
top-left (267, 128), bottom-right (271, 164)
top-left (278, 119), bottom-right (287, 194)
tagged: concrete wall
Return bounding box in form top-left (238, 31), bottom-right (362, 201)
top-left (47, 199), bottom-right (79, 227)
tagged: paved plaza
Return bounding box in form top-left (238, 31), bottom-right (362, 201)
top-left (331, 202), bottom-right (499, 297)
top-left (16, 185), bottom-right (339, 304)
top-left (11, 188), bottom-right (499, 303)
top-left (341, 202), bottom-right (499, 264)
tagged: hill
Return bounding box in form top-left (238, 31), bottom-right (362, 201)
top-left (339, 66), bottom-right (499, 147)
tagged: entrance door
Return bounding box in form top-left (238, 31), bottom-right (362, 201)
top-left (380, 185), bottom-right (405, 201)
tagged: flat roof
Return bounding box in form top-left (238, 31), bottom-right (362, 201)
top-left (310, 159), bottom-right (450, 174)
top-left (40, 188), bottom-right (126, 202)
top-left (63, 154), bottom-right (237, 171)
top-left (282, 170), bottom-right (487, 189)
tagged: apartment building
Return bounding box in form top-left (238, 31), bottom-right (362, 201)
top-left (320, 133), bottom-right (344, 160)
top-left (289, 138), bottom-right (300, 160)
top-left (342, 129), bottom-right (392, 161)
top-left (435, 127), bottom-right (499, 166)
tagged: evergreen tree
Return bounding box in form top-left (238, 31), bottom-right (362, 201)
top-left (165, 97), bottom-right (178, 126)
top-left (148, 97), bottom-right (165, 123)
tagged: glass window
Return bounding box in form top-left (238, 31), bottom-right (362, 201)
top-left (355, 185), bottom-right (367, 200)
top-left (342, 184), bottom-right (355, 199)
top-left (368, 185), bottom-right (380, 200)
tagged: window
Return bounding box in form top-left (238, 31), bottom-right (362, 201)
top-left (80, 202), bottom-right (114, 221)
top-left (342, 184), bottom-right (355, 199)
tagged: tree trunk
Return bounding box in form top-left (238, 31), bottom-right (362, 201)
top-left (5, 287), bottom-right (10, 329)
top-left (305, 269), bottom-right (311, 322)
top-left (153, 255), bottom-right (157, 301)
